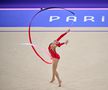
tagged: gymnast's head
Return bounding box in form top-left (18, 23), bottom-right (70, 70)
top-left (50, 40), bottom-right (59, 47)
top-left (53, 40), bottom-right (59, 44)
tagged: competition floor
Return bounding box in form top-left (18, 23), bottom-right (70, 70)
top-left (0, 27), bottom-right (108, 90)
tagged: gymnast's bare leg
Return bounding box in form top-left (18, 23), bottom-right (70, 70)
top-left (50, 58), bottom-right (62, 87)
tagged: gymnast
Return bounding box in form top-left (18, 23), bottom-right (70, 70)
top-left (48, 29), bottom-right (70, 87)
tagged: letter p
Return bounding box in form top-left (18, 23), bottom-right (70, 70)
top-left (49, 16), bottom-right (60, 22)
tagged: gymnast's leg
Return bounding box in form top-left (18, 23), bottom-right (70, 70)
top-left (50, 58), bottom-right (57, 83)
top-left (50, 58), bottom-right (62, 87)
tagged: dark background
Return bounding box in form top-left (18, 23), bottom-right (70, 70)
top-left (0, 0), bottom-right (108, 8)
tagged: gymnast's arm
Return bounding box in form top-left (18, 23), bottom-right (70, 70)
top-left (56, 40), bottom-right (69, 47)
top-left (56, 43), bottom-right (65, 47)
top-left (56, 29), bottom-right (70, 41)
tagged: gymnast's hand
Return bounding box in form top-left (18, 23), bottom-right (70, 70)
top-left (64, 40), bottom-right (69, 45)
top-left (66, 29), bottom-right (70, 33)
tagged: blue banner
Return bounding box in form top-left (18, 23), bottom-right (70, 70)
top-left (0, 9), bottom-right (108, 27)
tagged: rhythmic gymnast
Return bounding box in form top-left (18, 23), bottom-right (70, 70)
top-left (48, 29), bottom-right (70, 87)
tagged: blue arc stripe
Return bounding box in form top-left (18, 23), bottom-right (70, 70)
top-left (0, 30), bottom-right (108, 32)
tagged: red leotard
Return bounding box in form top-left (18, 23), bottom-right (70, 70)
top-left (48, 32), bottom-right (67, 60)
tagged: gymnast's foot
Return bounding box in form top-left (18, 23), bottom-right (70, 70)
top-left (58, 80), bottom-right (62, 87)
top-left (50, 79), bottom-right (55, 83)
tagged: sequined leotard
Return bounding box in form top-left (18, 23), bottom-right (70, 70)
top-left (48, 32), bottom-right (67, 59)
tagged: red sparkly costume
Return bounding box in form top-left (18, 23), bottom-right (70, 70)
top-left (48, 32), bottom-right (67, 60)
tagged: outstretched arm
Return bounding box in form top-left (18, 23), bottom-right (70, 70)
top-left (56, 42), bottom-right (65, 47)
top-left (56, 40), bottom-right (69, 47)
top-left (56, 29), bottom-right (70, 41)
